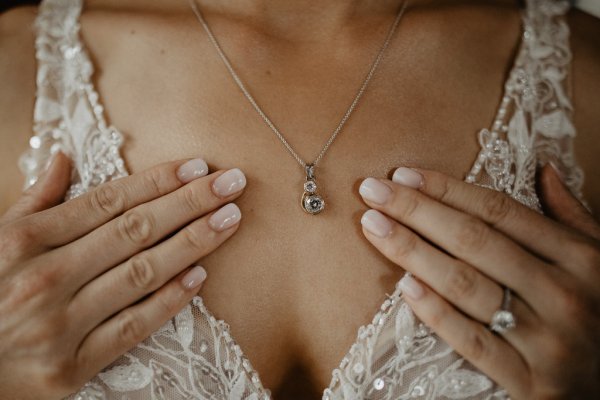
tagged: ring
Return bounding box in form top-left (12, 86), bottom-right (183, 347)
top-left (489, 287), bottom-right (517, 333)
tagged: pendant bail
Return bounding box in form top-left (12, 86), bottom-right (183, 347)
top-left (305, 163), bottom-right (315, 180)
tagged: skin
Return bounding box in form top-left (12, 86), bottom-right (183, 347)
top-left (0, 0), bottom-right (599, 397)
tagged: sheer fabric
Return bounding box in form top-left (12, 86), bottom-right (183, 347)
top-left (18, 0), bottom-right (585, 398)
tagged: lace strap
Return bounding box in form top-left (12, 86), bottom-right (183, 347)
top-left (19, 0), bottom-right (127, 198)
top-left (521, 0), bottom-right (586, 204)
top-left (18, 0), bottom-right (83, 189)
top-left (465, 0), bottom-right (586, 211)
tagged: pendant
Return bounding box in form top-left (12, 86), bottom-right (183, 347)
top-left (301, 164), bottom-right (325, 215)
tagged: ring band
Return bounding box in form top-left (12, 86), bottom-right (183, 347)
top-left (490, 287), bottom-right (517, 333)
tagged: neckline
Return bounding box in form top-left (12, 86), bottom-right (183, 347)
top-left (70, 1), bottom-right (528, 396)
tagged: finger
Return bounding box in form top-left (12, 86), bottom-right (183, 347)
top-left (360, 209), bottom-right (540, 335)
top-left (32, 157), bottom-right (209, 247)
top-left (391, 167), bottom-right (584, 265)
top-left (72, 203), bottom-right (241, 331)
top-left (398, 274), bottom-right (530, 399)
top-left (62, 168), bottom-right (245, 285)
top-left (361, 209), bottom-right (503, 324)
top-left (76, 265), bottom-right (206, 378)
top-left (0, 151), bottom-right (71, 225)
top-left (358, 177), bottom-right (549, 303)
top-left (539, 163), bottom-right (600, 241)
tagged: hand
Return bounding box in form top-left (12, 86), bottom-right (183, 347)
top-left (0, 152), bottom-right (247, 399)
top-left (358, 164), bottom-right (600, 399)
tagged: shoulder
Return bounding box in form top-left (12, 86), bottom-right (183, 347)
top-left (0, 6), bottom-right (37, 214)
top-left (567, 9), bottom-right (600, 214)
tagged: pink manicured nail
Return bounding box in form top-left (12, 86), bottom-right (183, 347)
top-left (359, 178), bottom-right (392, 204)
top-left (399, 273), bottom-right (424, 300)
top-left (177, 158), bottom-right (209, 183)
top-left (209, 203), bottom-right (241, 231)
top-left (212, 168), bottom-right (246, 197)
top-left (392, 167), bottom-right (423, 188)
top-left (361, 209), bottom-right (393, 238)
top-left (181, 265), bottom-right (207, 289)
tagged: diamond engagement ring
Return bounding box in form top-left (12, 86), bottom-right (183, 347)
top-left (490, 287), bottom-right (517, 333)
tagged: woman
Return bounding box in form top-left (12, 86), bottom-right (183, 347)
top-left (0, 0), bottom-right (599, 398)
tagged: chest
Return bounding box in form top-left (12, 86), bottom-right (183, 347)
top-left (79, 11), bottom-right (519, 392)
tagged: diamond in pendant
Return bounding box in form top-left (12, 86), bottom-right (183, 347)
top-left (304, 180), bottom-right (317, 193)
top-left (302, 193), bottom-right (325, 214)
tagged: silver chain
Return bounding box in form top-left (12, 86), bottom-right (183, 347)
top-left (189, 0), bottom-right (408, 169)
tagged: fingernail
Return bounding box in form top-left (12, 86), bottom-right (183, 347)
top-left (399, 273), bottom-right (424, 300)
top-left (359, 178), bottom-right (392, 204)
top-left (212, 168), bottom-right (246, 197)
top-left (209, 203), bottom-right (242, 231)
top-left (392, 167), bottom-right (423, 188)
top-left (181, 265), bottom-right (207, 289)
top-left (177, 158), bottom-right (209, 183)
top-left (361, 209), bottom-right (393, 238)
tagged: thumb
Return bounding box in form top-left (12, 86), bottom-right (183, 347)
top-left (0, 151), bottom-right (72, 224)
top-left (539, 162), bottom-right (600, 240)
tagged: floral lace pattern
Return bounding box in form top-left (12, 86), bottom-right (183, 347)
top-left (323, 282), bottom-right (507, 400)
top-left (74, 298), bottom-right (270, 400)
top-left (19, 0), bottom-right (127, 198)
top-left (19, 0), bottom-right (584, 399)
top-left (465, 0), bottom-right (585, 211)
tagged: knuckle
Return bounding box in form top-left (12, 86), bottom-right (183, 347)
top-left (482, 192), bottom-right (513, 223)
top-left (462, 328), bottom-right (492, 363)
top-left (555, 284), bottom-right (589, 323)
top-left (182, 185), bottom-right (205, 213)
top-left (435, 173), bottom-right (453, 203)
top-left (390, 230), bottom-right (419, 262)
top-left (90, 183), bottom-right (125, 215)
top-left (542, 273), bottom-right (594, 331)
top-left (393, 190), bottom-right (420, 220)
top-left (0, 222), bottom-right (37, 257)
top-left (127, 256), bottom-right (157, 290)
top-left (545, 335), bottom-right (571, 366)
top-left (42, 357), bottom-right (80, 393)
top-left (443, 264), bottom-right (479, 301)
top-left (427, 307), bottom-right (446, 329)
top-left (31, 266), bottom-right (61, 291)
top-left (570, 239), bottom-right (600, 269)
top-left (156, 292), bottom-right (183, 317)
top-left (181, 225), bottom-right (211, 252)
top-left (117, 311), bottom-right (146, 346)
top-left (455, 218), bottom-right (490, 253)
top-left (118, 210), bottom-right (154, 246)
top-left (144, 166), bottom-right (171, 196)
top-left (10, 266), bottom-right (62, 306)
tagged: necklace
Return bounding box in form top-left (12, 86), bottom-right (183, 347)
top-left (189, 0), bottom-right (408, 214)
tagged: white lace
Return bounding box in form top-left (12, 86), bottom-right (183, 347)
top-left (18, 0), bottom-right (585, 399)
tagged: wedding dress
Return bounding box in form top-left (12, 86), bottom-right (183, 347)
top-left (18, 0), bottom-right (586, 398)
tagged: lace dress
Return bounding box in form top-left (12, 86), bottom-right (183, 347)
top-left (18, 0), bottom-right (586, 399)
